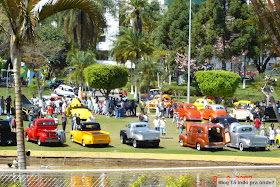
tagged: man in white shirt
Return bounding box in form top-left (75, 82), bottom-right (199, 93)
top-left (153, 116), bottom-right (160, 131)
top-left (160, 117), bottom-right (166, 138)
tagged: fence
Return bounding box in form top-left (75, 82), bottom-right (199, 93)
top-left (0, 166), bottom-right (280, 187)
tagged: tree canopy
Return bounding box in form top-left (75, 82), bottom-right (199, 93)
top-left (195, 70), bottom-right (241, 97)
top-left (84, 64), bottom-right (129, 98)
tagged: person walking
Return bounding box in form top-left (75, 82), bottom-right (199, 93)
top-left (139, 99), bottom-right (146, 114)
top-left (61, 112), bottom-right (67, 131)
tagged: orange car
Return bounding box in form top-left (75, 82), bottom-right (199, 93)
top-left (177, 104), bottom-right (202, 121)
top-left (201, 104), bottom-right (227, 122)
top-left (179, 122), bottom-right (231, 151)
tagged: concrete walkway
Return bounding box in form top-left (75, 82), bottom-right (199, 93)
top-left (1, 150), bottom-right (279, 164)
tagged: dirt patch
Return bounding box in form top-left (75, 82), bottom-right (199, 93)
top-left (0, 156), bottom-right (278, 170)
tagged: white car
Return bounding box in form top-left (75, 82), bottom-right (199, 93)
top-left (54, 85), bottom-right (75, 97)
top-left (229, 108), bottom-right (254, 121)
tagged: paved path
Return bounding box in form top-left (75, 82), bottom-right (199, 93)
top-left (1, 150), bottom-right (279, 164)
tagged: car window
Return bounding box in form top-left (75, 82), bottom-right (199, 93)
top-left (38, 121), bottom-right (55, 126)
top-left (197, 129), bottom-right (202, 133)
top-left (241, 127), bottom-right (253, 132)
top-left (232, 127), bottom-right (237, 133)
top-left (187, 105), bottom-right (195, 109)
top-left (81, 123), bottom-right (101, 131)
top-left (136, 124), bottom-right (147, 128)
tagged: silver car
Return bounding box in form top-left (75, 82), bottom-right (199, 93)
top-left (227, 124), bottom-right (267, 151)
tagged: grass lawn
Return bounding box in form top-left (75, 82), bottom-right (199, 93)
top-left (0, 111), bottom-right (279, 158)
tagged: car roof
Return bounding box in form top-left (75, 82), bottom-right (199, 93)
top-left (181, 103), bottom-right (196, 107)
top-left (130, 122), bottom-right (150, 126)
top-left (190, 123), bottom-right (221, 128)
top-left (35, 118), bottom-right (55, 122)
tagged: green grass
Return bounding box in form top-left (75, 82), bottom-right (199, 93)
top-left (0, 112), bottom-right (279, 158)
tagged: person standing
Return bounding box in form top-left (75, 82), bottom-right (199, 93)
top-left (0, 96), bottom-right (4, 115)
top-left (72, 114), bottom-right (77, 130)
top-left (153, 116), bottom-right (160, 131)
top-left (61, 112), bottom-right (67, 131)
top-left (28, 109), bottom-right (35, 128)
top-left (160, 117), bottom-right (166, 138)
top-left (48, 106), bottom-right (54, 116)
top-left (254, 117), bottom-right (261, 133)
top-left (6, 96), bottom-right (12, 114)
top-left (179, 118), bottom-right (185, 134)
top-left (76, 114), bottom-right (81, 130)
top-left (139, 99), bottom-right (146, 114)
top-left (6, 112), bottom-right (12, 126)
top-left (260, 123), bottom-right (266, 136)
top-left (268, 123), bottom-right (276, 151)
top-left (54, 114), bottom-right (59, 127)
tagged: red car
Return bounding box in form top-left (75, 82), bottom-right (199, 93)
top-left (177, 104), bottom-right (202, 121)
top-left (25, 118), bottom-right (66, 146)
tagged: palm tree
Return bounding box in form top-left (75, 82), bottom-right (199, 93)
top-left (65, 50), bottom-right (96, 88)
top-left (120, 0), bottom-right (148, 32)
top-left (0, 0), bottom-right (106, 170)
top-left (111, 27), bottom-right (153, 93)
top-left (135, 56), bottom-right (163, 93)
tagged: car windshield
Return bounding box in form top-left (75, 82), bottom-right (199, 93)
top-left (81, 123), bottom-right (101, 131)
top-left (135, 124), bottom-right (147, 128)
top-left (215, 106), bottom-right (225, 110)
top-left (240, 127), bottom-right (253, 132)
top-left (0, 121), bottom-right (11, 131)
top-left (65, 88), bottom-right (73, 92)
top-left (187, 106), bottom-right (196, 109)
top-left (38, 121), bottom-right (55, 126)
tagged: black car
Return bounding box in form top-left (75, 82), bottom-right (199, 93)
top-left (50, 80), bottom-right (65, 90)
top-left (0, 120), bottom-right (16, 146)
top-left (260, 106), bottom-right (280, 122)
top-left (211, 116), bottom-right (239, 127)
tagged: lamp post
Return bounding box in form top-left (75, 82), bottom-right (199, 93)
top-left (242, 52), bottom-right (246, 89)
top-left (187, 0), bottom-right (192, 104)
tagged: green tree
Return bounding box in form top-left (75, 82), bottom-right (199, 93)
top-left (0, 0), bottom-right (107, 170)
top-left (195, 70), bottom-right (241, 97)
top-left (65, 50), bottom-right (96, 88)
top-left (84, 64), bottom-right (129, 112)
top-left (135, 56), bottom-right (164, 93)
top-left (193, 0), bottom-right (252, 70)
top-left (155, 0), bottom-right (193, 51)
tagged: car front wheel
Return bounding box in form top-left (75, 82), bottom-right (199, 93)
top-left (179, 139), bottom-right (184, 147)
top-left (82, 140), bottom-right (86, 147)
top-left (183, 116), bottom-right (187, 121)
top-left (120, 135), bottom-right (126, 144)
top-left (37, 137), bottom-right (42, 146)
top-left (196, 143), bottom-right (201, 151)
top-left (208, 116), bottom-right (212, 122)
top-left (133, 139), bottom-right (139, 148)
top-left (239, 142), bottom-right (244, 151)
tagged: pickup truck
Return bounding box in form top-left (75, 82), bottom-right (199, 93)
top-left (120, 122), bottom-right (160, 148)
top-left (25, 118), bottom-right (66, 146)
top-left (179, 122), bottom-right (231, 151)
top-left (0, 120), bottom-right (16, 146)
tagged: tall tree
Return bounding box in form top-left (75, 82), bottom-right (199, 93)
top-left (0, 0), bottom-right (108, 170)
top-left (65, 50), bottom-right (96, 88)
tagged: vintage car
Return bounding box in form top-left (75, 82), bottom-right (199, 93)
top-left (227, 124), bottom-right (267, 151)
top-left (120, 122), bottom-right (160, 148)
top-left (276, 134), bottom-right (280, 148)
top-left (66, 98), bottom-right (91, 120)
top-left (193, 98), bottom-right (215, 110)
top-left (70, 122), bottom-right (110, 147)
top-left (0, 120), bottom-right (16, 146)
top-left (229, 108), bottom-right (254, 121)
top-left (233, 100), bottom-right (251, 108)
top-left (179, 122), bottom-right (231, 151)
top-left (260, 106), bottom-right (280, 122)
top-left (25, 118), bottom-right (66, 146)
top-left (211, 116), bottom-right (238, 128)
top-left (201, 104), bottom-right (227, 122)
top-left (54, 84), bottom-right (75, 97)
top-left (177, 104), bottom-right (202, 121)
top-left (21, 95), bottom-right (36, 121)
top-left (145, 94), bottom-right (176, 109)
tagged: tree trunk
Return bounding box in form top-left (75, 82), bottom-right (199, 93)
top-left (265, 85), bottom-right (280, 123)
top-left (105, 91), bottom-right (110, 115)
top-left (11, 37), bottom-right (26, 170)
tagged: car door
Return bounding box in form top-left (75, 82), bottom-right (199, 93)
top-left (225, 126), bottom-right (234, 146)
top-left (187, 127), bottom-right (196, 145)
top-left (126, 124), bottom-right (132, 139)
top-left (31, 121), bottom-right (37, 140)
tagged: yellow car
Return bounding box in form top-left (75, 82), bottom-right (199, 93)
top-left (233, 100), bottom-right (251, 108)
top-left (66, 98), bottom-right (91, 120)
top-left (193, 98), bottom-right (215, 110)
top-left (276, 135), bottom-right (280, 148)
top-left (70, 122), bottom-right (110, 147)
top-left (146, 94), bottom-right (176, 109)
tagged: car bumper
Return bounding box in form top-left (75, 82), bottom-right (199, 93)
top-left (136, 139), bottom-right (160, 143)
top-left (244, 144), bottom-right (267, 148)
top-left (92, 140), bottom-right (110, 144)
top-left (45, 138), bottom-right (60, 143)
top-left (204, 145), bottom-right (224, 148)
